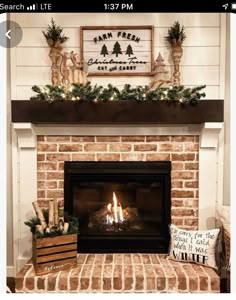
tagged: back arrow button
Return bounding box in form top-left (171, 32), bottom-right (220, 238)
top-left (0, 21), bottom-right (23, 48)
top-left (5, 30), bottom-right (11, 40)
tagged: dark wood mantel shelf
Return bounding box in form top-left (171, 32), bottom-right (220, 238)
top-left (11, 100), bottom-right (224, 124)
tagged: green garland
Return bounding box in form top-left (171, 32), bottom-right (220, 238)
top-left (30, 82), bottom-right (206, 105)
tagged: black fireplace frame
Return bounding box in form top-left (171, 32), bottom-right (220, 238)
top-left (64, 161), bottom-right (171, 253)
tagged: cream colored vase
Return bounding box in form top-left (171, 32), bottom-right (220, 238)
top-left (172, 46), bottom-right (183, 86)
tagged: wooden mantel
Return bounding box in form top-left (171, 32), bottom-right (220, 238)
top-left (11, 100), bottom-right (224, 124)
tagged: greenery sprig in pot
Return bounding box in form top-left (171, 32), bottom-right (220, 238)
top-left (165, 21), bottom-right (186, 48)
top-left (165, 21), bottom-right (186, 86)
top-left (42, 18), bottom-right (69, 49)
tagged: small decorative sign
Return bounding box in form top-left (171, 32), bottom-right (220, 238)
top-left (168, 225), bottom-right (220, 269)
top-left (80, 26), bottom-right (154, 76)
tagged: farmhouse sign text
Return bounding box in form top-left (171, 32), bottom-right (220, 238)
top-left (80, 26), bottom-right (154, 75)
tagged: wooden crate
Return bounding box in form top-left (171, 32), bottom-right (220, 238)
top-left (32, 234), bottom-right (77, 275)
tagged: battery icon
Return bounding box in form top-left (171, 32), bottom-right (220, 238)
top-left (232, 3), bottom-right (236, 9)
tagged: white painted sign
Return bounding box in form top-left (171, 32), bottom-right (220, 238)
top-left (80, 26), bottom-right (154, 76)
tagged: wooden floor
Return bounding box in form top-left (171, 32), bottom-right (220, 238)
top-left (7, 277), bottom-right (15, 293)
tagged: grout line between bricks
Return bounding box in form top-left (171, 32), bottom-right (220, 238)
top-left (23, 265), bottom-right (33, 292)
top-left (78, 254), bottom-right (88, 292)
top-left (130, 254), bottom-right (135, 292)
top-left (142, 255), bottom-right (147, 292)
top-left (66, 268), bottom-right (73, 292)
top-left (54, 270), bottom-right (61, 291)
top-left (88, 254), bottom-right (96, 292)
top-left (111, 255), bottom-right (115, 292)
top-left (166, 258), bottom-right (178, 293)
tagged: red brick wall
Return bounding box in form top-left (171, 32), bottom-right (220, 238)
top-left (37, 135), bottom-right (199, 229)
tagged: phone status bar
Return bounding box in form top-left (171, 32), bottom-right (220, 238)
top-left (0, 0), bottom-right (235, 13)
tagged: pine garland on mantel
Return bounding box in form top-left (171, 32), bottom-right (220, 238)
top-left (30, 82), bottom-right (206, 105)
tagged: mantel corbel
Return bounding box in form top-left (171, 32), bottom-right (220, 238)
top-left (13, 123), bottom-right (37, 149)
top-left (200, 122), bottom-right (223, 148)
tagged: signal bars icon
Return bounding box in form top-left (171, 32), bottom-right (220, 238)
top-left (27, 4), bottom-right (37, 10)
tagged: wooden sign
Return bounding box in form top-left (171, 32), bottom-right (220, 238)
top-left (80, 26), bottom-right (154, 76)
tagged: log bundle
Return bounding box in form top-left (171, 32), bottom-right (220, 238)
top-left (32, 200), bottom-right (69, 235)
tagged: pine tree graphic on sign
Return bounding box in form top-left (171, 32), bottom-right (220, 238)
top-left (112, 41), bottom-right (122, 57)
top-left (125, 44), bottom-right (134, 57)
top-left (100, 44), bottom-right (109, 57)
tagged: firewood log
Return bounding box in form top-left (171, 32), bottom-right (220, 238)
top-left (53, 199), bottom-right (59, 225)
top-left (32, 201), bottom-right (47, 229)
top-left (35, 224), bottom-right (44, 234)
top-left (63, 222), bottom-right (69, 234)
top-left (48, 199), bottom-right (54, 228)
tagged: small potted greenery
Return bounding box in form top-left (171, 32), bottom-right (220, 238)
top-left (165, 21), bottom-right (186, 86)
top-left (42, 18), bottom-right (69, 48)
top-left (165, 21), bottom-right (186, 48)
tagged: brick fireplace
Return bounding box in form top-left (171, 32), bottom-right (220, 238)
top-left (12, 123), bottom-right (223, 280)
top-left (37, 135), bottom-right (199, 232)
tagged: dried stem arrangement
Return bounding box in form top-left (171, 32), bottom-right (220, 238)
top-left (25, 200), bottom-right (79, 238)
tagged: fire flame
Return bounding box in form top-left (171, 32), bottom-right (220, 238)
top-left (106, 192), bottom-right (124, 224)
top-left (113, 192), bottom-right (118, 223)
top-left (107, 203), bottom-right (112, 212)
top-left (119, 205), bottom-right (124, 222)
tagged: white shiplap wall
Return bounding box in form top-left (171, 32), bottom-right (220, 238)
top-left (11, 13), bottom-right (224, 100)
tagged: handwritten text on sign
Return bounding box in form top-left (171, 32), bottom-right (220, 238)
top-left (80, 26), bottom-right (154, 75)
top-left (170, 227), bottom-right (219, 268)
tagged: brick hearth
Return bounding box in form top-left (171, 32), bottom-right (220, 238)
top-left (15, 254), bottom-right (220, 293)
top-left (37, 135), bottom-right (199, 229)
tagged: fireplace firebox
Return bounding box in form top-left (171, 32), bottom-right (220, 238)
top-left (64, 161), bottom-right (171, 253)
